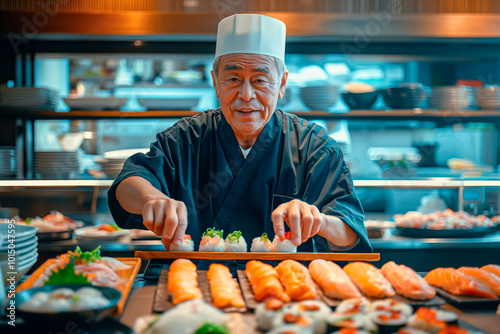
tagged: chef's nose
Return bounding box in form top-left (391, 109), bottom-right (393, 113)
top-left (238, 80), bottom-right (256, 101)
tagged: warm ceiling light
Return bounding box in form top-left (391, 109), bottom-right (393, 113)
top-left (134, 40), bottom-right (144, 47)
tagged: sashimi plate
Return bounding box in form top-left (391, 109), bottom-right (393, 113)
top-left (433, 286), bottom-right (500, 307)
top-left (395, 224), bottom-right (497, 238)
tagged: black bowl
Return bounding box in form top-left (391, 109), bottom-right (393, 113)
top-left (342, 90), bottom-right (381, 109)
top-left (13, 284), bottom-right (121, 326)
top-left (383, 87), bottom-right (428, 109)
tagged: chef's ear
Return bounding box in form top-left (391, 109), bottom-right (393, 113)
top-left (211, 70), bottom-right (219, 98)
top-left (279, 71), bottom-right (288, 99)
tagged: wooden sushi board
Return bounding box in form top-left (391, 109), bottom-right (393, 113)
top-left (154, 268), bottom-right (247, 313)
top-left (16, 257), bottom-right (142, 316)
top-left (135, 251), bottom-right (380, 262)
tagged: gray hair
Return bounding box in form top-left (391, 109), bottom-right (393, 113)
top-left (212, 55), bottom-right (287, 81)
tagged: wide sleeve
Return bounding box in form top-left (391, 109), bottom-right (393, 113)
top-left (107, 133), bottom-right (174, 229)
top-left (302, 144), bottom-right (372, 253)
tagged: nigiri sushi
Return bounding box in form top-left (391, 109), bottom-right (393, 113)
top-left (272, 232), bottom-right (297, 253)
top-left (245, 260), bottom-right (290, 302)
top-left (481, 264), bottom-right (500, 278)
top-left (381, 261), bottom-right (436, 300)
top-left (275, 260), bottom-right (317, 301)
top-left (457, 267), bottom-right (500, 297)
top-left (223, 230), bottom-right (247, 252)
top-left (167, 259), bottom-right (203, 305)
top-left (424, 267), bottom-right (497, 299)
top-left (308, 259), bottom-right (362, 300)
top-left (207, 263), bottom-right (245, 309)
top-left (343, 262), bottom-right (396, 299)
top-left (169, 234), bottom-right (194, 251)
top-left (199, 228), bottom-right (224, 252)
top-left (250, 233), bottom-right (273, 252)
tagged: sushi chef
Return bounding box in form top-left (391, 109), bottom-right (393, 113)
top-left (108, 14), bottom-right (371, 253)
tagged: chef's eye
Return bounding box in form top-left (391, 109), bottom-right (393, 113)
top-left (255, 78), bottom-right (266, 84)
top-left (228, 77), bottom-right (239, 82)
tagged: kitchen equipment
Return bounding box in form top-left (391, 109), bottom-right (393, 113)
top-left (475, 85), bottom-right (500, 110)
top-left (0, 87), bottom-right (58, 110)
top-left (383, 86), bottom-right (428, 109)
top-left (63, 97), bottom-right (128, 110)
top-left (429, 86), bottom-right (475, 110)
top-left (0, 146), bottom-right (19, 179)
top-left (342, 90), bottom-right (381, 110)
top-left (413, 142), bottom-right (438, 167)
top-left (300, 85), bottom-right (340, 111)
top-left (33, 151), bottom-right (80, 179)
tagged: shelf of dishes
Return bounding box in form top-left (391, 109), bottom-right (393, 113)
top-left (3, 109), bottom-right (500, 121)
top-left (2, 178), bottom-right (500, 188)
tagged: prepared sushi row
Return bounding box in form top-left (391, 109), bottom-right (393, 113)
top-left (169, 228), bottom-right (297, 253)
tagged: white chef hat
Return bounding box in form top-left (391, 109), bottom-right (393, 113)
top-left (215, 14), bottom-right (286, 62)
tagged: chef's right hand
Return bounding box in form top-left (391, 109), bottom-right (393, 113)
top-left (142, 198), bottom-right (188, 250)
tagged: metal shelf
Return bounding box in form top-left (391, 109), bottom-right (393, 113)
top-left (0, 180), bottom-right (113, 187)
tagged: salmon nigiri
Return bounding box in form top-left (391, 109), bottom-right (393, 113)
top-left (245, 260), bottom-right (290, 302)
top-left (207, 263), bottom-right (245, 308)
top-left (167, 259), bottom-right (203, 305)
top-left (458, 267), bottom-right (500, 297)
top-left (381, 261), bottom-right (436, 300)
top-left (481, 264), bottom-right (500, 278)
top-left (308, 259), bottom-right (362, 299)
top-left (275, 260), bottom-right (317, 301)
top-left (424, 268), bottom-right (497, 299)
top-left (343, 262), bottom-right (395, 298)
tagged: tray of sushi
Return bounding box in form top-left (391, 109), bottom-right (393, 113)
top-left (421, 265), bottom-right (500, 307)
top-left (16, 246), bottom-right (141, 316)
top-left (135, 228), bottom-right (380, 262)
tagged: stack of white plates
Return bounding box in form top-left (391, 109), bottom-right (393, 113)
top-left (95, 148), bottom-right (149, 178)
top-left (475, 86), bottom-right (500, 110)
top-left (0, 224), bottom-right (38, 285)
top-left (429, 86), bottom-right (474, 110)
top-left (0, 87), bottom-right (58, 110)
top-left (0, 147), bottom-right (18, 179)
top-left (33, 151), bottom-right (79, 179)
top-left (63, 97), bottom-right (128, 110)
top-left (137, 98), bottom-right (200, 110)
top-left (300, 85), bottom-right (340, 111)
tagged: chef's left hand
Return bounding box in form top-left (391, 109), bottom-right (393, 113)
top-left (271, 199), bottom-right (326, 246)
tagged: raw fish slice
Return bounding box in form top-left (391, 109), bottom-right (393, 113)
top-left (275, 260), bottom-right (317, 301)
top-left (207, 264), bottom-right (245, 308)
top-left (167, 258), bottom-right (203, 305)
top-left (308, 259), bottom-right (362, 299)
top-left (458, 267), bottom-right (500, 297)
top-left (481, 264), bottom-right (500, 278)
top-left (381, 261), bottom-right (436, 300)
top-left (343, 262), bottom-right (395, 298)
top-left (245, 260), bottom-right (290, 302)
top-left (424, 268), bottom-right (497, 299)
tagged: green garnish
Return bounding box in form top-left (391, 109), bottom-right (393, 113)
top-left (70, 294), bottom-right (80, 302)
top-left (44, 258), bottom-right (92, 286)
top-left (68, 245), bottom-right (102, 264)
top-left (194, 323), bottom-right (229, 334)
top-left (260, 233), bottom-right (269, 242)
top-left (25, 217), bottom-right (30, 225)
top-left (203, 228), bottom-right (223, 238)
top-left (227, 230), bottom-right (242, 243)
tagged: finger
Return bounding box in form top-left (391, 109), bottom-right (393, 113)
top-left (142, 202), bottom-right (155, 231)
top-left (271, 206), bottom-right (286, 238)
top-left (152, 201), bottom-right (165, 236)
top-left (172, 203), bottom-right (188, 246)
top-left (287, 202), bottom-right (301, 246)
top-left (161, 204), bottom-right (179, 250)
top-left (310, 206), bottom-right (322, 237)
top-left (301, 205), bottom-right (314, 243)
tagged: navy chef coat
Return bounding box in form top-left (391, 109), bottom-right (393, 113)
top-left (108, 109), bottom-right (372, 253)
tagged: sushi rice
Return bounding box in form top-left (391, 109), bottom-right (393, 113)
top-left (272, 311), bottom-right (315, 333)
top-left (199, 228), bottom-right (225, 252)
top-left (255, 298), bottom-right (289, 331)
top-left (272, 232), bottom-right (297, 253)
top-left (250, 233), bottom-right (273, 252)
top-left (169, 234), bottom-right (194, 251)
top-left (289, 300), bottom-right (331, 334)
top-left (224, 230), bottom-right (247, 252)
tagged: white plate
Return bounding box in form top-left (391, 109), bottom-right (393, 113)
top-left (75, 226), bottom-right (129, 240)
top-left (103, 148), bottom-right (149, 160)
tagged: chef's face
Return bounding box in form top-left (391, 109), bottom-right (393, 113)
top-left (212, 54), bottom-right (287, 141)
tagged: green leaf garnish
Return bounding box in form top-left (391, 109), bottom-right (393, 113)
top-left (227, 230), bottom-right (242, 243)
top-left (66, 245), bottom-right (102, 264)
top-left (202, 228), bottom-right (223, 238)
top-left (44, 258), bottom-right (92, 286)
top-left (260, 233), bottom-right (269, 242)
top-left (194, 323), bottom-right (229, 334)
top-left (25, 217), bottom-right (31, 225)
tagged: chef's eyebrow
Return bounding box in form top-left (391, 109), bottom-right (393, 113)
top-left (224, 65), bottom-right (270, 74)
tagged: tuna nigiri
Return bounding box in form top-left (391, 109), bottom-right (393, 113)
top-left (424, 267), bottom-right (497, 299)
top-left (458, 267), bottom-right (500, 297)
top-left (207, 264), bottom-right (245, 308)
top-left (245, 260), bottom-right (290, 302)
top-left (275, 260), bottom-right (317, 301)
top-left (308, 259), bottom-right (362, 300)
top-left (343, 262), bottom-right (395, 298)
top-left (481, 264), bottom-right (500, 278)
top-left (381, 261), bottom-right (436, 300)
top-left (167, 259), bottom-right (203, 305)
